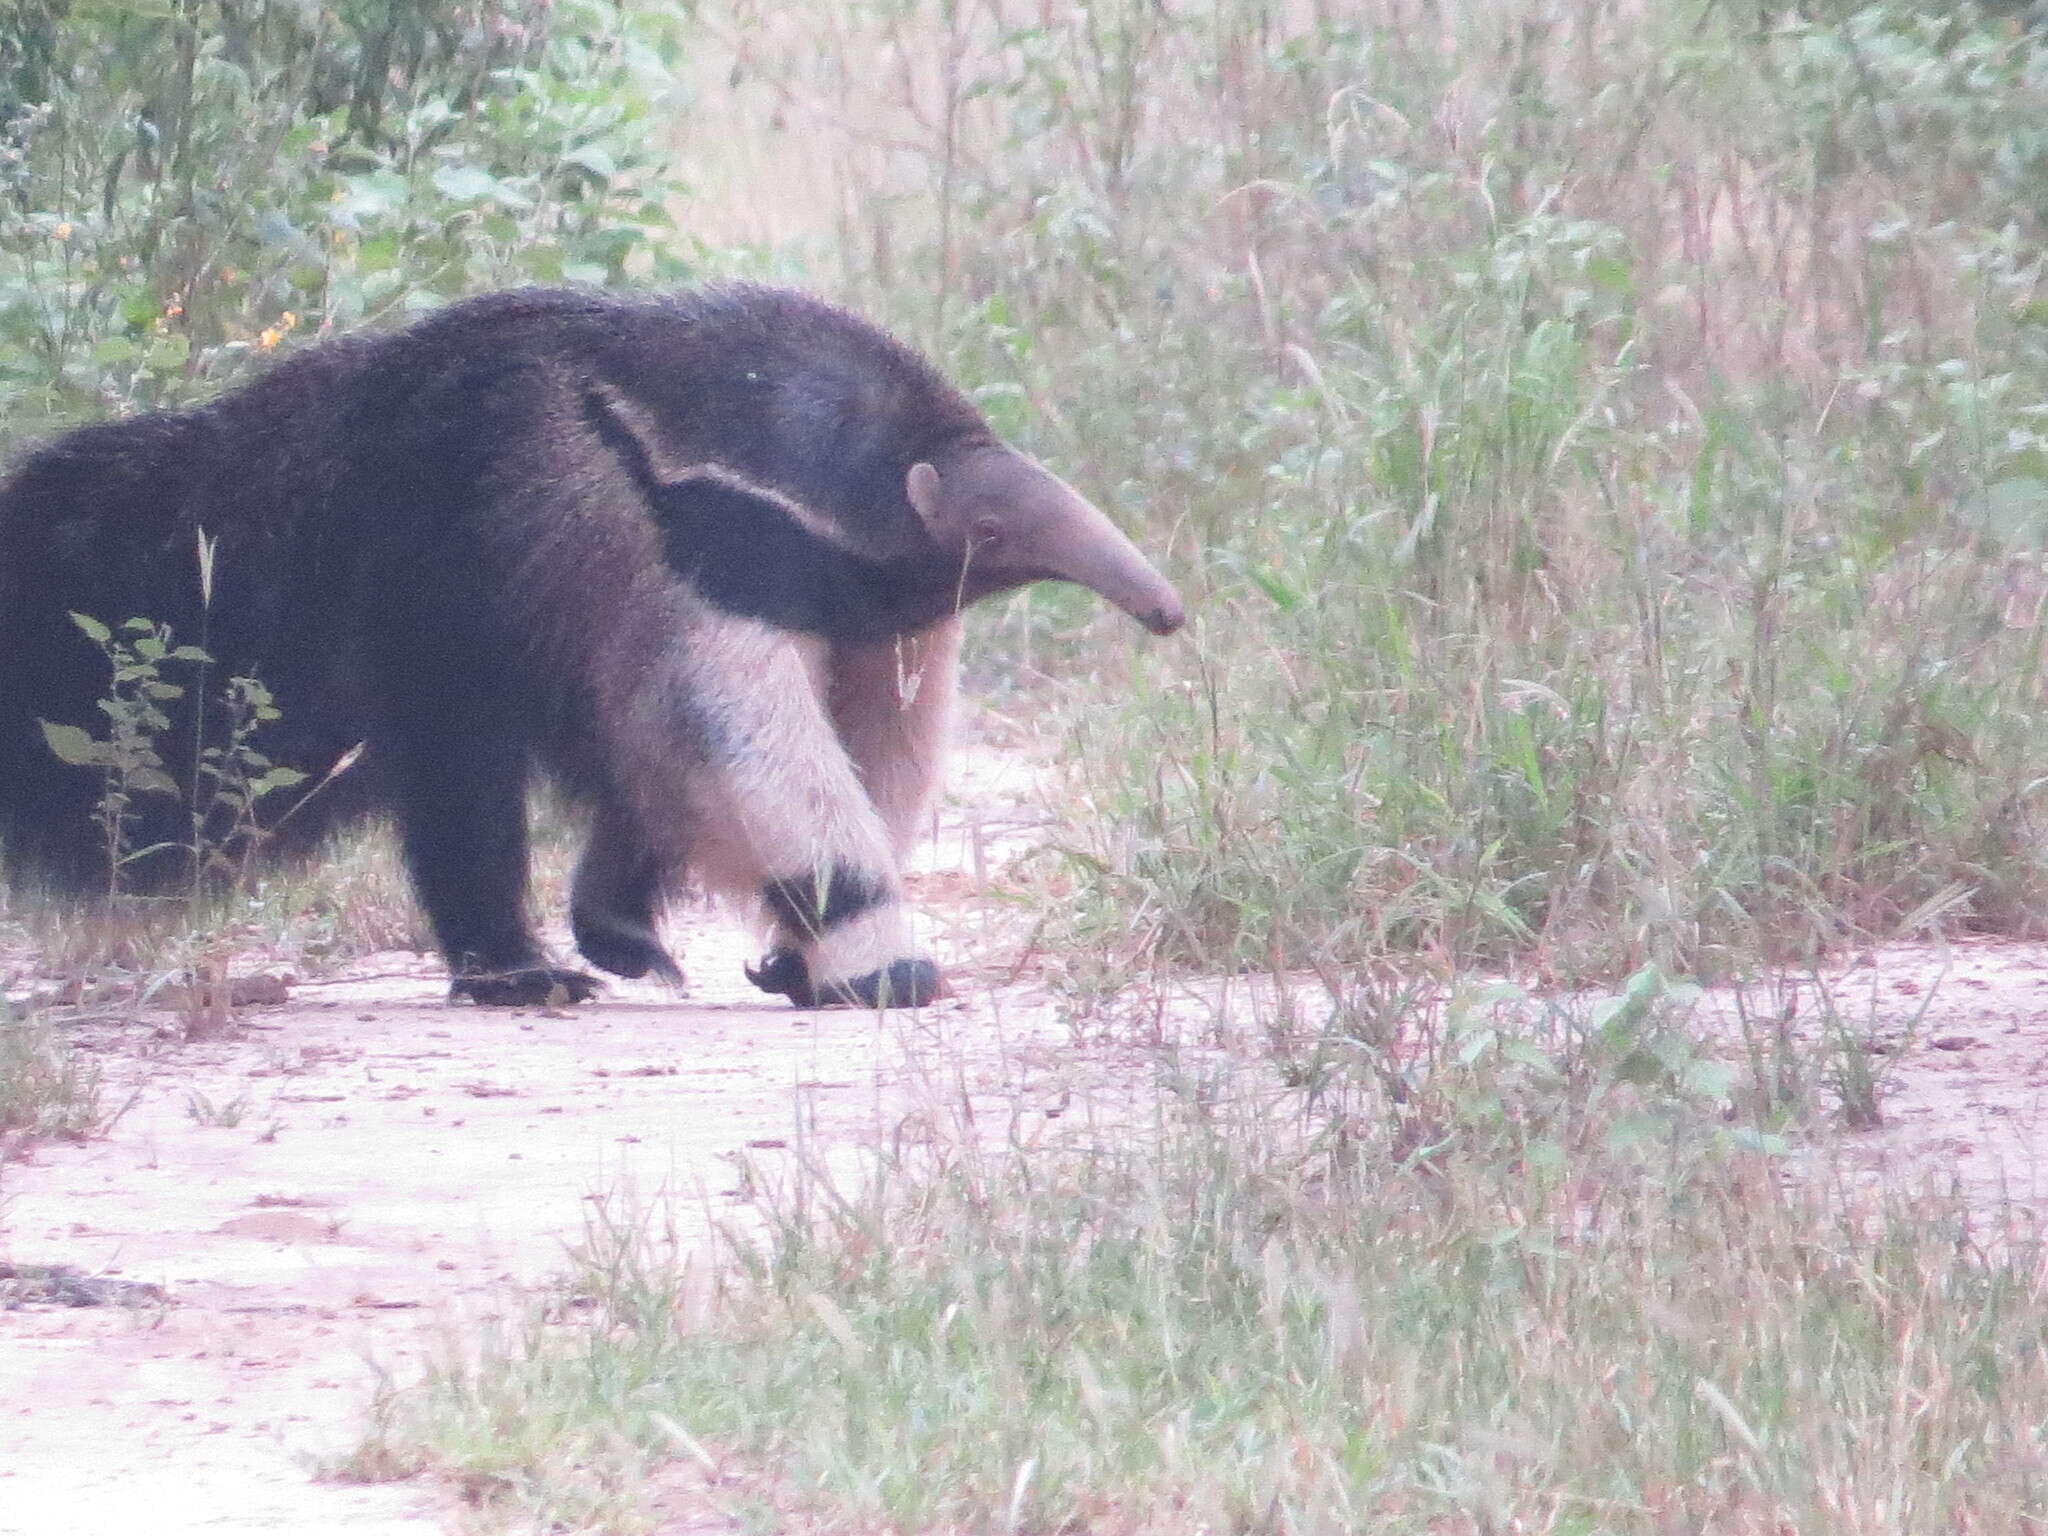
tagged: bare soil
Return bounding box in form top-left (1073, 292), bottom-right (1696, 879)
top-left (0, 748), bottom-right (1097, 1535)
top-left (5, 754), bottom-right (2048, 1534)
top-left (1732, 940), bottom-right (2048, 1218)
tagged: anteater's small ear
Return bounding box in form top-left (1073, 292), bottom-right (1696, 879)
top-left (906, 461), bottom-right (943, 529)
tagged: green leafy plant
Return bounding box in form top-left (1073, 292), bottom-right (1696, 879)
top-left (181, 1087), bottom-right (248, 1128)
top-left (0, 0), bottom-right (694, 437)
top-left (189, 671), bottom-right (306, 891)
top-left (40, 611), bottom-right (304, 898)
top-left (39, 614), bottom-right (201, 897)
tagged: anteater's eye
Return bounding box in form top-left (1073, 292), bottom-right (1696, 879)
top-left (972, 519), bottom-right (1006, 550)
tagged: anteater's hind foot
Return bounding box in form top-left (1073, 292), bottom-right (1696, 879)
top-left (570, 803), bottom-right (684, 987)
top-left (572, 912), bottom-right (686, 988)
top-left (451, 966), bottom-right (603, 1007)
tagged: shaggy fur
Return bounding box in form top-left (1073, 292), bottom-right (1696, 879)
top-left (0, 286), bottom-right (1180, 1006)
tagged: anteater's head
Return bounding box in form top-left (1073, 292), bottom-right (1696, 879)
top-left (904, 447), bottom-right (1184, 637)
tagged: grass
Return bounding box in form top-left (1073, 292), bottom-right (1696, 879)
top-left (355, 974), bottom-right (2048, 1534)
top-left (0, 999), bottom-right (110, 1158)
top-left (0, 819), bottom-right (434, 1022)
top-left (719, 0), bottom-right (2048, 982)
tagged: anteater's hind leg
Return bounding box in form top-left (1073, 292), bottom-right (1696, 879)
top-left (571, 796), bottom-right (685, 987)
top-left (375, 688), bottom-right (599, 1007)
top-left (609, 611), bottom-right (940, 1009)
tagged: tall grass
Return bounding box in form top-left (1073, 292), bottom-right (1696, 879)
top-left (699, 0), bottom-right (2048, 977)
top-left (9, 3), bottom-right (2041, 979)
top-left (359, 978), bottom-right (2048, 1534)
top-left (0, 998), bottom-right (109, 1157)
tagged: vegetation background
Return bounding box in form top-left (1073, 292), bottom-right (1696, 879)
top-left (5, 2), bottom-right (2048, 1532)
top-left (7, 0), bottom-right (2048, 982)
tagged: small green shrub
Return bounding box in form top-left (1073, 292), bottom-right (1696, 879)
top-left (0, 999), bottom-right (107, 1156)
top-left (41, 611), bottom-right (305, 898)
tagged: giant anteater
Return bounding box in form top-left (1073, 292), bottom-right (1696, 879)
top-left (0, 286), bottom-right (1183, 1007)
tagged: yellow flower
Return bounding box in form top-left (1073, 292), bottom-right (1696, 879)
top-left (53, 221), bottom-right (72, 240)
top-left (258, 326), bottom-right (282, 350)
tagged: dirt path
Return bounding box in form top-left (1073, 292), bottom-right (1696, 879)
top-left (9, 748), bottom-right (2048, 1532)
top-left (5, 966), bottom-right (922, 1532)
top-left (1737, 939), bottom-right (2048, 1216)
top-left (0, 749), bottom-right (1082, 1535)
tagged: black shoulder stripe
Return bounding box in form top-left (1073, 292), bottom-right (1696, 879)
top-left (583, 383), bottom-right (965, 643)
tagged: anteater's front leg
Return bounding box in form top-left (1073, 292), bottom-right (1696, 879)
top-left (613, 611), bottom-right (942, 1009)
top-left (828, 618), bottom-right (961, 860)
top-left (371, 658), bottom-right (600, 1007)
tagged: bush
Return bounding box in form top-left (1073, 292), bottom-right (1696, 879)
top-left (0, 0), bottom-right (694, 437)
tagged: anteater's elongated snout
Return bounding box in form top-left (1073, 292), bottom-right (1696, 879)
top-left (1144, 603), bottom-right (1186, 636)
top-left (909, 448), bottom-right (1184, 636)
top-left (1037, 474), bottom-right (1185, 636)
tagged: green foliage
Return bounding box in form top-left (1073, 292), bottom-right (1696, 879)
top-left (45, 610), bottom-right (304, 896)
top-left (0, 0), bottom-right (694, 436)
top-left (0, 997), bottom-right (106, 1156)
top-left (181, 1086), bottom-right (248, 1127)
top-left (42, 612), bottom-right (201, 893)
top-left (763, 0), bottom-right (2048, 978)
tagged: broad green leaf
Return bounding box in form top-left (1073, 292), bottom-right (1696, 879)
top-left (433, 164), bottom-right (532, 208)
top-left (39, 721), bottom-right (106, 766)
top-left (564, 144), bottom-right (617, 181)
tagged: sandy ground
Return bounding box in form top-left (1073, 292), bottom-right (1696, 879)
top-left (1720, 939), bottom-right (2048, 1218)
top-left (7, 752), bottom-right (2048, 1534)
top-left (0, 749), bottom-right (1094, 1536)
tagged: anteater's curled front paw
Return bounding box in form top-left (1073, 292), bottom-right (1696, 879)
top-left (745, 950), bottom-right (944, 1009)
top-left (573, 916), bottom-right (686, 988)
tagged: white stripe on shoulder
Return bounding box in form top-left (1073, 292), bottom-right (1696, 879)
top-left (588, 379), bottom-right (865, 554)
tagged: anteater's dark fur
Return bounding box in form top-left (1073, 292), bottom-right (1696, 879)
top-left (0, 287), bottom-right (997, 1003)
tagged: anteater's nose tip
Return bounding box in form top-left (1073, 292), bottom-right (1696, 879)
top-left (1145, 603), bottom-right (1186, 637)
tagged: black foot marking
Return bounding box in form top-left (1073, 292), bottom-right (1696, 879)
top-left (832, 957), bottom-right (945, 1010)
top-left (745, 951), bottom-right (944, 1010)
top-left (450, 967), bottom-right (603, 1007)
top-left (574, 920), bottom-right (686, 987)
top-left (762, 862), bottom-right (889, 936)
